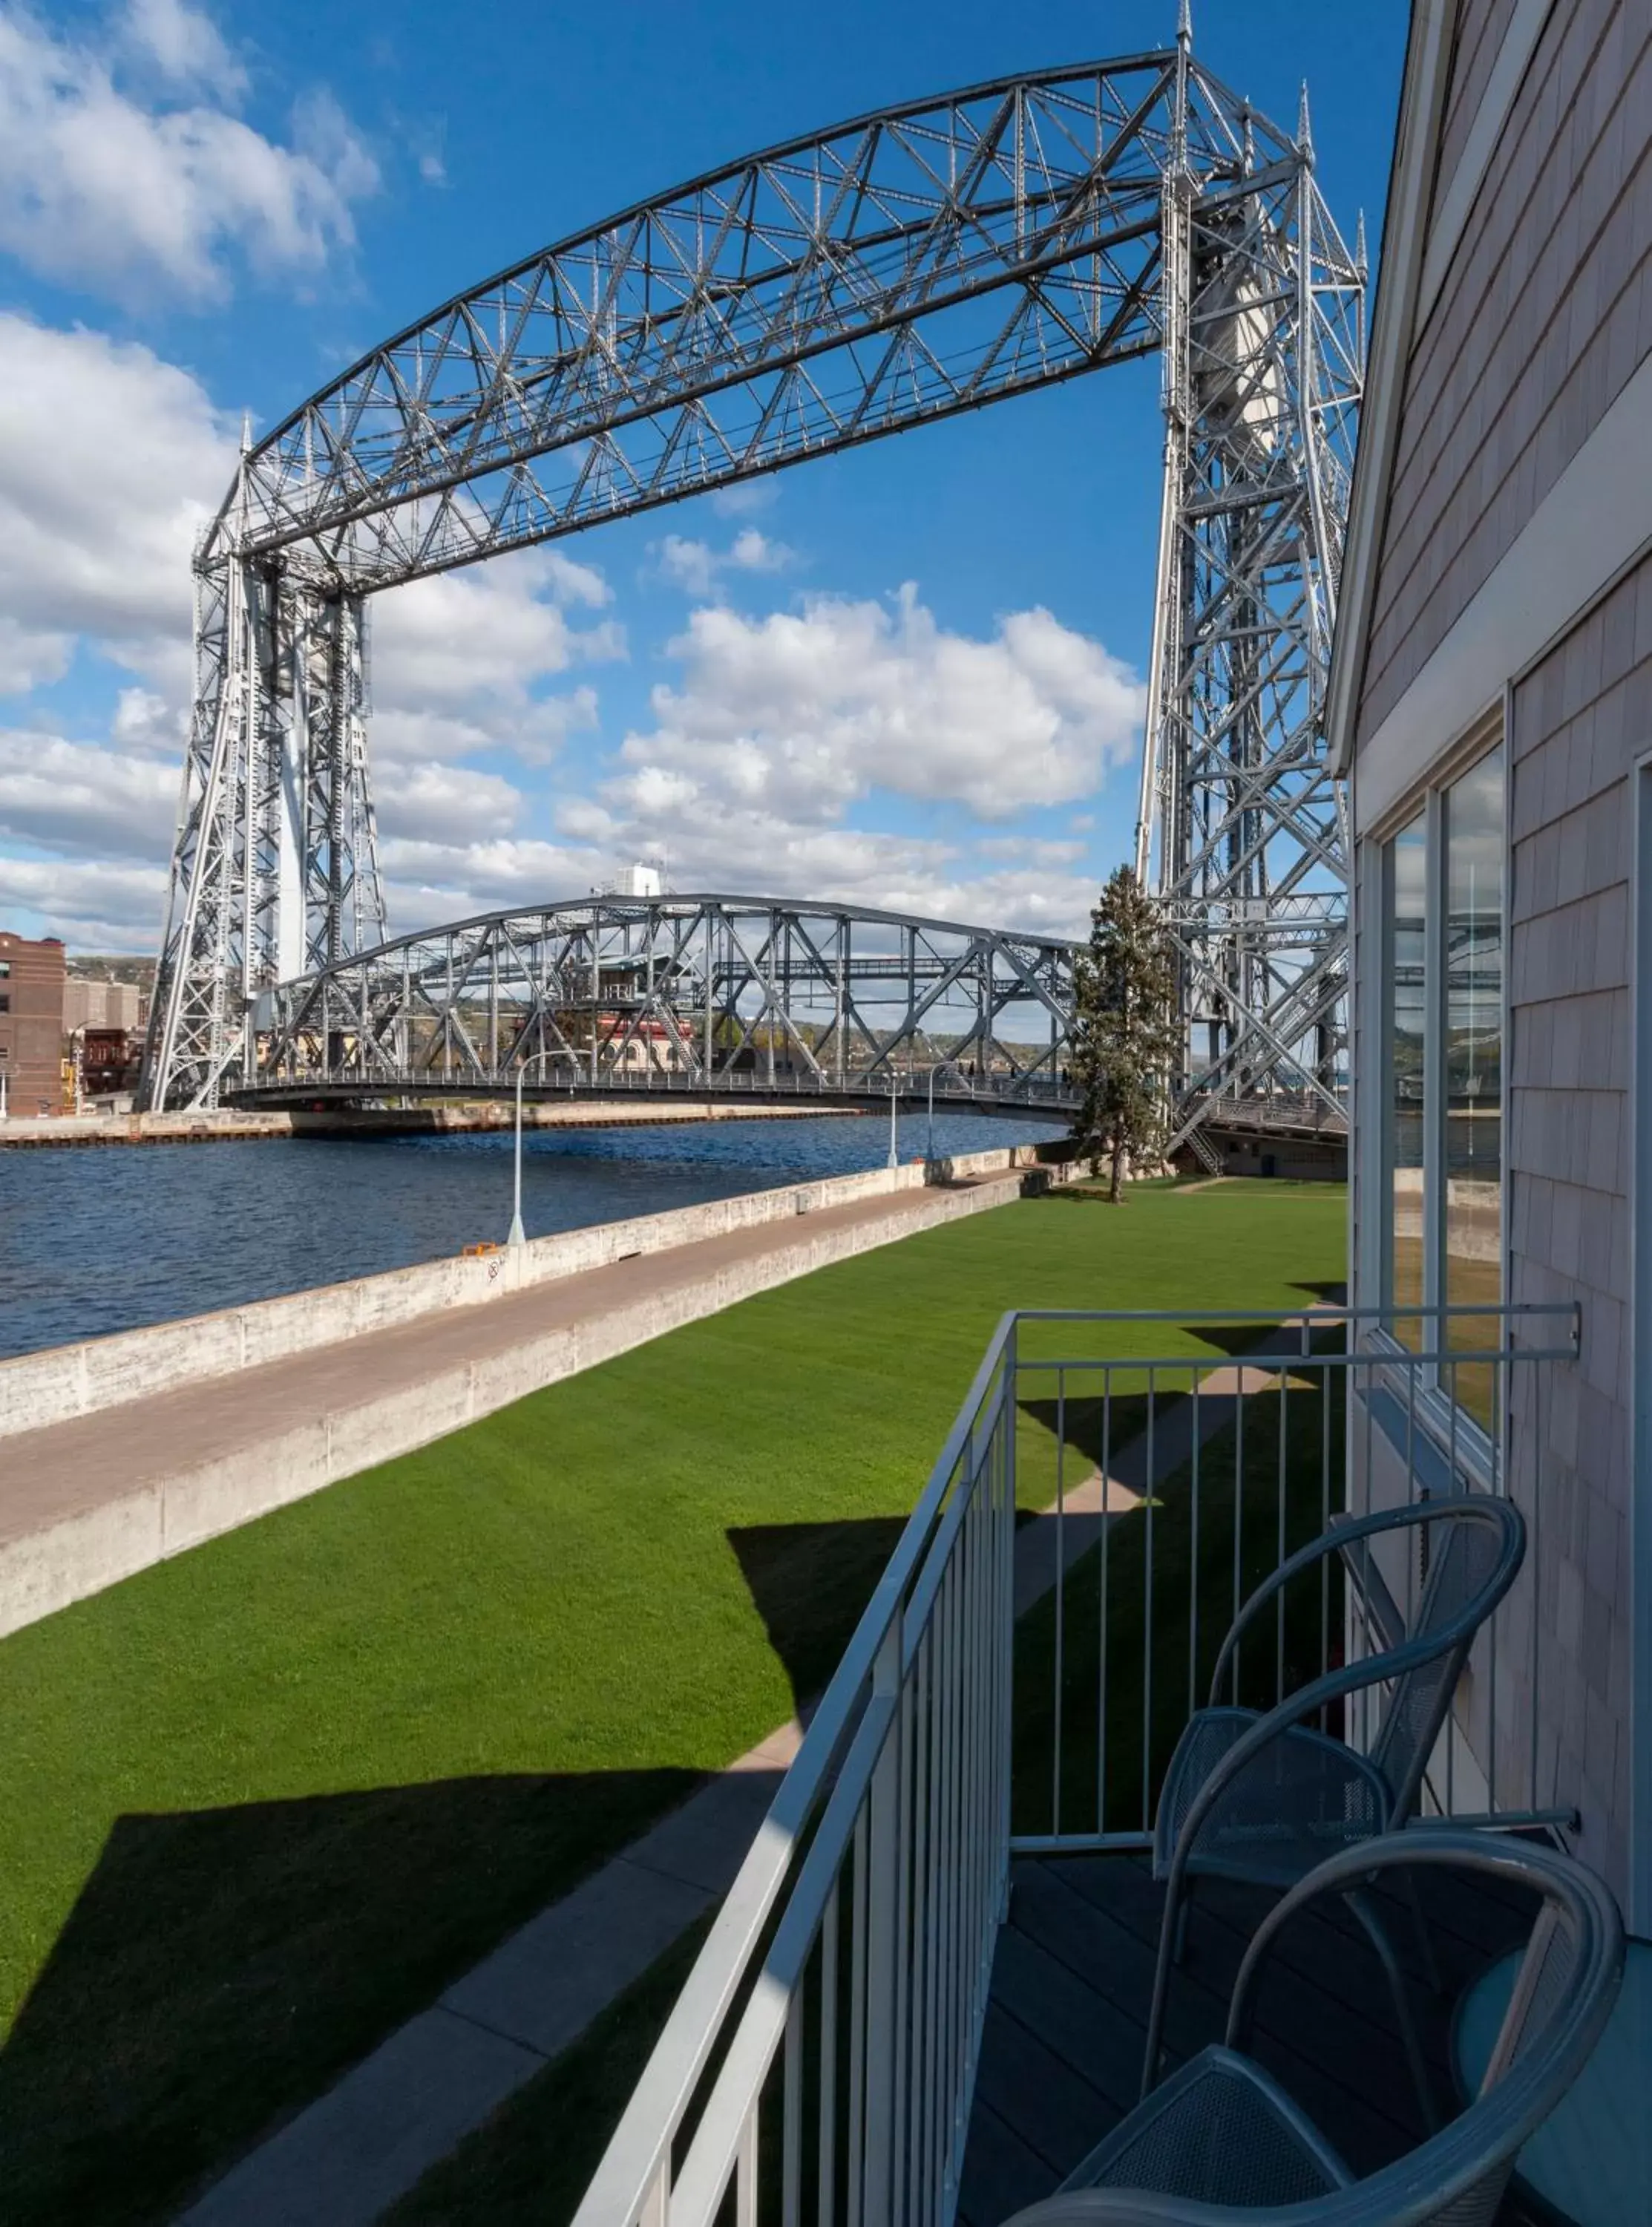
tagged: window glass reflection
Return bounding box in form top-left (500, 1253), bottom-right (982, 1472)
top-left (1384, 815), bottom-right (1428, 1351)
top-left (1443, 747), bottom-right (1504, 1422)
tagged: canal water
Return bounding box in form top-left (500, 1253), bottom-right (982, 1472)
top-left (0, 1111), bottom-right (1064, 1360)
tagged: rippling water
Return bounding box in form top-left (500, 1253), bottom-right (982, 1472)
top-left (0, 1111), bottom-right (1064, 1359)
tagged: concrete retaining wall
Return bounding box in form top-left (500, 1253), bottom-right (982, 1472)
top-left (0, 1153), bottom-right (1063, 1636)
top-left (0, 1144), bottom-right (1063, 1439)
top-left (0, 1099), bottom-right (853, 1148)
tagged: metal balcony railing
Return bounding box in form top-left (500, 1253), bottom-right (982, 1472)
top-left (572, 1302), bottom-right (1579, 2227)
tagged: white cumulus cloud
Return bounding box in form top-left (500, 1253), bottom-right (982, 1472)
top-left (652, 528), bottom-right (795, 598)
top-left (370, 552), bottom-right (618, 720)
top-left (612, 584), bottom-right (1142, 824)
top-left (376, 834), bottom-right (613, 934)
top-left (0, 318), bottom-right (624, 941)
top-left (0, 313), bottom-right (236, 692)
top-left (548, 583), bottom-right (1140, 932)
top-left (0, 727), bottom-right (179, 860)
top-left (0, 0), bottom-right (378, 307)
top-left (376, 763), bottom-right (525, 848)
top-left (0, 852), bottom-right (168, 947)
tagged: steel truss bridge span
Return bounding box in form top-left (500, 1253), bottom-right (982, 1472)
top-left (143, 22), bottom-right (1363, 1135)
top-left (240, 895), bottom-right (1082, 1114)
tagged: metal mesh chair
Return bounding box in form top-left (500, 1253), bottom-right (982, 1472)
top-left (1141, 1497), bottom-right (1526, 2107)
top-left (1000, 1832), bottom-right (1622, 2227)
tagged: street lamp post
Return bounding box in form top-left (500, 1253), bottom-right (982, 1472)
top-left (887, 1067), bottom-right (899, 1171)
top-left (926, 1058), bottom-right (966, 1162)
top-left (508, 1049), bottom-right (554, 1248)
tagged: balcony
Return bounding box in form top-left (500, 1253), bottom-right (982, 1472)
top-left (574, 1301), bottom-right (1587, 2227)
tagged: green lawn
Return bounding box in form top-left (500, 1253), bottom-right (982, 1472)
top-left (0, 1177), bottom-right (1343, 2224)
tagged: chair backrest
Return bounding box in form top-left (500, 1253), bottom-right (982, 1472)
top-left (1361, 1498), bottom-right (1523, 1819)
top-left (993, 1835), bottom-right (1621, 2226)
top-left (1224, 1831), bottom-right (1624, 2227)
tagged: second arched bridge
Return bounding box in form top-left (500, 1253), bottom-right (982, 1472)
top-left (237, 893), bottom-right (1083, 1116)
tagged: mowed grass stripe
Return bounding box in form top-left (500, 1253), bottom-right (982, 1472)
top-left (0, 1178), bottom-right (1344, 2225)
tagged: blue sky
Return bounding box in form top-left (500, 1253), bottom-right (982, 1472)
top-left (0, 0), bottom-right (1407, 953)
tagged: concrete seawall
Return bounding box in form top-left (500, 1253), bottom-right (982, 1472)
top-left (0, 1143), bottom-right (1058, 1440)
top-left (0, 1148), bottom-right (1072, 1636)
top-left (0, 1098), bottom-right (856, 1148)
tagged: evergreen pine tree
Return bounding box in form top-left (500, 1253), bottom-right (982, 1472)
top-left (1069, 866), bottom-right (1181, 1201)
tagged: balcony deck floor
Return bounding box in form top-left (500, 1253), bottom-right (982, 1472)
top-left (958, 1847), bottom-right (1544, 2227)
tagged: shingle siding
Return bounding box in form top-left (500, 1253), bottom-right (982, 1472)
top-left (1437, 0), bottom-right (1523, 209)
top-left (1357, 0), bottom-right (1652, 748)
top-left (1503, 548), bottom-right (1652, 1900)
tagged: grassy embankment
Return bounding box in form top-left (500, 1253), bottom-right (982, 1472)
top-left (0, 1177), bottom-right (1344, 2224)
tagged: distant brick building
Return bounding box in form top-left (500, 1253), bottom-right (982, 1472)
top-left (80, 1027), bottom-right (141, 1102)
top-left (0, 932), bottom-right (66, 1115)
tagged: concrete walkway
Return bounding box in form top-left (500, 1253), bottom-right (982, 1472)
top-left (178, 1321), bottom-right (1324, 2226)
top-left (1, 1167), bottom-right (1032, 1637)
top-left (1012, 1338), bottom-right (1319, 1615)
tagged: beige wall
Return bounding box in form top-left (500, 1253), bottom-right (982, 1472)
top-left (1358, 0), bottom-right (1652, 746)
top-left (64, 979), bottom-right (141, 1031)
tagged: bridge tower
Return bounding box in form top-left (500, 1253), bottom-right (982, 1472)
top-left (140, 24), bottom-right (1362, 1118)
top-left (1135, 28), bottom-right (1363, 1153)
top-left (146, 429), bottom-right (386, 1104)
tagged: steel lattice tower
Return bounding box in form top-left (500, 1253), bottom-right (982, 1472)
top-left (142, 16), bottom-right (1362, 1122)
top-left (1135, 42), bottom-right (1363, 1156)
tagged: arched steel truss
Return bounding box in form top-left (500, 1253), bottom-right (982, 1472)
top-left (142, 21), bottom-right (1363, 1131)
top-left (242, 895), bottom-right (1080, 1112)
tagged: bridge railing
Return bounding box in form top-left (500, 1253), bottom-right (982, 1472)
top-left (235, 1061), bottom-right (1079, 1112)
top-left (570, 1301), bottom-right (1579, 2227)
top-left (1190, 1087), bottom-right (1350, 1134)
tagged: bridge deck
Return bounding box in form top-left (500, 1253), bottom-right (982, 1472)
top-left (231, 1075), bottom-right (1078, 1116)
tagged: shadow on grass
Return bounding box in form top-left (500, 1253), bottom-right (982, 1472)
top-left (1012, 1320), bottom-right (1309, 1496)
top-left (726, 1517), bottom-right (909, 1719)
top-left (1017, 1390), bottom-right (1158, 1481)
top-left (1013, 1370), bottom-right (1346, 1844)
top-left (0, 1767), bottom-right (707, 2227)
top-left (1, 1520), bottom-right (925, 2227)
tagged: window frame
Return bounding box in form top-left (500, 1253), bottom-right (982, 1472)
top-left (1368, 716), bottom-right (1509, 1474)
